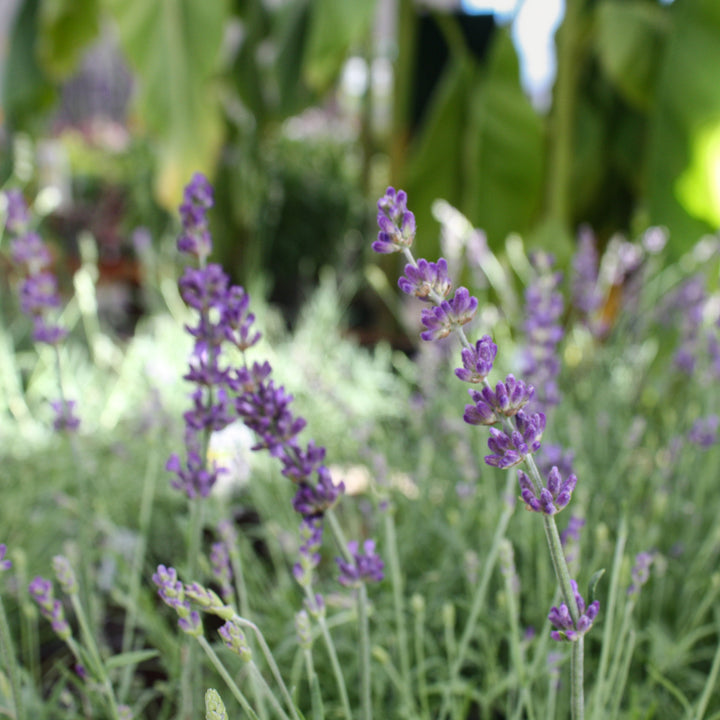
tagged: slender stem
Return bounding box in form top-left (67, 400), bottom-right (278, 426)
top-left (69, 593), bottom-right (121, 720)
top-left (358, 584), bottom-right (372, 720)
top-left (571, 638), bottom-right (584, 720)
top-left (234, 617), bottom-right (302, 720)
top-left (412, 596), bottom-right (431, 720)
top-left (383, 505), bottom-right (416, 718)
top-left (197, 637), bottom-right (261, 720)
top-left (302, 588), bottom-right (352, 720)
top-left (591, 517), bottom-right (627, 719)
top-left (438, 472), bottom-right (516, 720)
top-left (182, 497), bottom-right (205, 720)
top-left (0, 594), bottom-right (24, 720)
top-left (119, 439), bottom-right (161, 702)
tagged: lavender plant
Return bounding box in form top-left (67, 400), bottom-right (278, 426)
top-left (373, 186), bottom-right (599, 719)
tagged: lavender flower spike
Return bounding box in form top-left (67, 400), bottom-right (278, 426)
top-left (548, 580), bottom-right (599, 642)
top-left (373, 187), bottom-right (416, 253)
top-left (177, 172), bottom-right (214, 261)
top-left (0, 544), bottom-right (11, 572)
top-left (336, 539), bottom-right (385, 587)
top-left (420, 287), bottom-right (478, 341)
top-left (399, 258), bottom-right (452, 300)
top-left (517, 466), bottom-right (577, 515)
top-left (455, 335), bottom-right (498, 383)
top-left (484, 411), bottom-right (546, 469)
top-left (28, 577), bottom-right (71, 640)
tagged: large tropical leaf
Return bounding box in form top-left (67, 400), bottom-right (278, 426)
top-left (38, 0), bottom-right (101, 79)
top-left (594, 0), bottom-right (669, 111)
top-left (645, 0), bottom-right (720, 250)
top-left (2, 0), bottom-right (57, 134)
top-left (465, 30), bottom-right (545, 250)
top-left (302, 0), bottom-right (377, 93)
top-left (103, 0), bottom-right (229, 208)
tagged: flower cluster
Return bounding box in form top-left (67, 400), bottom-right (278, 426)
top-left (520, 252), bottom-right (564, 412)
top-left (548, 580), bottom-right (599, 642)
top-left (151, 565), bottom-right (203, 637)
top-left (373, 187), bottom-right (587, 634)
top-left (3, 190), bottom-right (80, 432)
top-left (0, 544), bottom-right (11, 573)
top-left (167, 174), bottom-right (380, 590)
top-left (518, 466), bottom-right (577, 515)
top-left (3, 190), bottom-right (67, 346)
top-left (28, 576), bottom-right (72, 641)
top-left (336, 540), bottom-right (385, 588)
top-left (571, 226), bottom-right (603, 320)
top-left (627, 551), bottom-right (654, 598)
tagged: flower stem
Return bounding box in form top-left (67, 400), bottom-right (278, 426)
top-left (358, 583), bottom-right (373, 720)
top-left (438, 471), bottom-right (516, 720)
top-left (0, 593), bottom-right (24, 720)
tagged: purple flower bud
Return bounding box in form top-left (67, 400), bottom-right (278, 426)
top-left (10, 232), bottom-right (52, 274)
top-left (485, 411), bottom-right (546, 469)
top-left (218, 619), bottom-right (252, 661)
top-left (336, 539), bottom-right (384, 587)
top-left (455, 335), bottom-right (497, 383)
top-left (3, 189), bottom-right (30, 235)
top-left (627, 551), bottom-right (654, 597)
top-left (0, 545), bottom-right (11, 572)
top-left (50, 399), bottom-right (80, 433)
top-left (688, 415), bottom-right (719, 449)
top-left (292, 467), bottom-right (344, 519)
top-left (517, 466), bottom-right (576, 515)
top-left (52, 555), bottom-right (78, 595)
top-left (548, 579), bottom-right (599, 642)
top-left (373, 187), bottom-right (416, 253)
top-left (420, 287), bottom-right (478, 341)
top-left (177, 173), bottom-right (214, 261)
top-left (398, 258), bottom-right (452, 300)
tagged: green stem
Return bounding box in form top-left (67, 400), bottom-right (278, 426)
top-left (119, 440), bottom-right (161, 702)
top-left (571, 638), bottom-right (584, 720)
top-left (358, 584), bottom-right (372, 720)
top-left (383, 505), bottom-right (416, 718)
top-left (302, 587), bottom-right (352, 720)
top-left (412, 596), bottom-right (431, 720)
top-left (197, 637), bottom-right (260, 720)
top-left (234, 617), bottom-right (302, 720)
top-left (69, 593), bottom-right (121, 720)
top-left (0, 594), bottom-right (24, 720)
top-left (438, 472), bottom-right (516, 720)
top-left (591, 517), bottom-right (627, 719)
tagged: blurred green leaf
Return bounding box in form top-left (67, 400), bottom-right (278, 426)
top-left (404, 58), bottom-right (474, 260)
top-left (594, 0), bottom-right (669, 111)
top-left (2, 0), bottom-right (57, 132)
top-left (302, 0), bottom-right (377, 93)
top-left (646, 0), bottom-right (720, 249)
top-left (465, 30), bottom-right (545, 250)
top-left (38, 0), bottom-right (101, 79)
top-left (103, 0), bottom-right (229, 208)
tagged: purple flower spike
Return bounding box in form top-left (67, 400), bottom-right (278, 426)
top-left (627, 552), bottom-right (654, 598)
top-left (336, 539), bottom-right (385, 587)
top-left (688, 415), bottom-right (719, 449)
top-left (548, 579), bottom-right (599, 642)
top-left (455, 335), bottom-right (498, 383)
top-left (484, 411), bottom-right (546, 468)
top-left (464, 375), bottom-right (534, 426)
top-left (292, 467), bottom-right (345, 519)
top-left (152, 565), bottom-right (185, 611)
top-left (11, 232), bottom-right (51, 274)
top-left (28, 576), bottom-right (71, 641)
top-left (373, 187), bottom-right (416, 254)
top-left (51, 399), bottom-right (80, 433)
top-left (3, 189), bottom-right (30, 235)
top-left (0, 545), bottom-right (11, 572)
top-left (398, 258), bottom-right (452, 301)
top-left (420, 287), bottom-right (478, 341)
top-left (518, 466), bottom-right (576, 515)
top-left (177, 172), bottom-right (214, 261)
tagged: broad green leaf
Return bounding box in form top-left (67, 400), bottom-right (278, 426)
top-left (646, 0), bottom-right (720, 250)
top-left (38, 0), bottom-right (101, 79)
top-left (2, 0), bottom-right (57, 132)
top-left (594, 0), bottom-right (669, 111)
top-left (302, 0), bottom-right (377, 93)
top-left (404, 58), bottom-right (475, 261)
top-left (466, 30), bottom-right (545, 251)
top-left (103, 0), bottom-right (229, 208)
